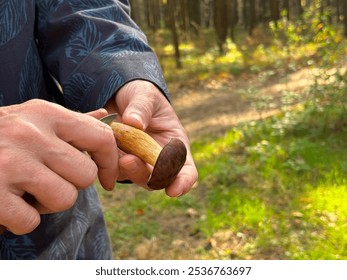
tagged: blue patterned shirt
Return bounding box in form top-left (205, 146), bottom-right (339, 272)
top-left (0, 0), bottom-right (168, 259)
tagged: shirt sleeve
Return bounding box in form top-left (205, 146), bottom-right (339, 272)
top-left (35, 0), bottom-right (169, 112)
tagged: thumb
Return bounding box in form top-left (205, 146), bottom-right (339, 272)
top-left (116, 84), bottom-right (156, 131)
top-left (122, 106), bottom-right (148, 130)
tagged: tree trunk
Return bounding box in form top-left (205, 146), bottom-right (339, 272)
top-left (129, 0), bottom-right (145, 28)
top-left (336, 0), bottom-right (341, 22)
top-left (152, 0), bottom-right (162, 31)
top-left (228, 0), bottom-right (239, 41)
top-left (343, 0), bottom-right (347, 37)
top-left (179, 0), bottom-right (189, 33)
top-left (270, 0), bottom-right (280, 26)
top-left (213, 0), bottom-right (229, 54)
top-left (259, 0), bottom-right (270, 23)
top-left (242, 0), bottom-right (248, 29)
top-left (167, 0), bottom-right (181, 68)
top-left (249, 0), bottom-right (256, 35)
top-left (188, 0), bottom-right (201, 26)
top-left (296, 0), bottom-right (304, 18)
top-left (283, 0), bottom-right (290, 20)
top-left (188, 0), bottom-right (201, 36)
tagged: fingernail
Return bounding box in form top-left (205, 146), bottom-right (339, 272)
top-left (129, 113), bottom-right (144, 129)
top-left (129, 112), bottom-right (141, 122)
top-left (98, 108), bottom-right (108, 114)
top-left (173, 191), bottom-right (184, 197)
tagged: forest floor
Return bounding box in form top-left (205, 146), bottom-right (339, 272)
top-left (102, 66), bottom-right (320, 260)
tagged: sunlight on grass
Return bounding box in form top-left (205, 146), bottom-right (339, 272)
top-left (308, 174), bottom-right (347, 216)
top-left (189, 102), bottom-right (347, 259)
top-left (162, 43), bottom-right (195, 56)
top-left (292, 172), bottom-right (347, 259)
top-left (192, 130), bottom-right (243, 161)
top-left (201, 187), bottom-right (269, 237)
top-left (162, 44), bottom-right (174, 55)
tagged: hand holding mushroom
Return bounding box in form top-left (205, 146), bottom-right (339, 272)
top-left (105, 80), bottom-right (198, 197)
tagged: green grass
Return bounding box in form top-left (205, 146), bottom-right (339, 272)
top-left (191, 103), bottom-right (347, 259)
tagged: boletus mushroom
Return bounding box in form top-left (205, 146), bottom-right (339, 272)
top-left (101, 114), bottom-right (187, 190)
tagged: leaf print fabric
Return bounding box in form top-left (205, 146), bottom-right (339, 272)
top-left (63, 73), bottom-right (96, 110)
top-left (0, 0), bottom-right (168, 259)
top-left (0, 0), bottom-right (28, 46)
top-left (19, 42), bottom-right (45, 102)
top-left (65, 21), bottom-right (103, 64)
top-left (0, 233), bottom-right (37, 259)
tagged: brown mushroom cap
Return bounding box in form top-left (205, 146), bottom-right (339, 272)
top-left (147, 138), bottom-right (187, 190)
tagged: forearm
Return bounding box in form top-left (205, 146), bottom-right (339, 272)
top-left (36, 0), bottom-right (168, 112)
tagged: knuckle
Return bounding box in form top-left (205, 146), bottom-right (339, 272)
top-left (98, 122), bottom-right (115, 145)
top-left (13, 214), bottom-right (41, 235)
top-left (25, 99), bottom-right (47, 107)
top-left (25, 99), bottom-right (59, 114)
top-left (25, 166), bottom-right (77, 211)
top-left (4, 117), bottom-right (43, 145)
top-left (79, 158), bottom-right (98, 188)
top-left (25, 168), bottom-right (49, 192)
top-left (52, 186), bottom-right (78, 211)
top-left (28, 168), bottom-right (79, 212)
top-left (0, 149), bottom-right (25, 177)
top-left (4, 204), bottom-right (41, 235)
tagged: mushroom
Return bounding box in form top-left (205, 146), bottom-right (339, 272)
top-left (102, 114), bottom-right (187, 190)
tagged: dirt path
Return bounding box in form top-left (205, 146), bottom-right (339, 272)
top-left (171, 67), bottom-right (314, 141)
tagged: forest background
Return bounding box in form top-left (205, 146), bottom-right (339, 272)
top-left (97, 0), bottom-right (347, 260)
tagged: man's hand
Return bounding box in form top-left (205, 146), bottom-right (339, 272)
top-left (105, 80), bottom-right (198, 197)
top-left (0, 100), bottom-right (118, 234)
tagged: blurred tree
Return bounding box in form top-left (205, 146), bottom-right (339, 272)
top-left (129, 0), bottom-right (145, 27)
top-left (343, 0), bottom-right (347, 37)
top-left (248, 0), bottom-right (256, 35)
top-left (179, 0), bottom-right (189, 33)
top-left (295, 0), bottom-right (304, 19)
top-left (145, 0), bottom-right (162, 32)
top-left (188, 0), bottom-right (202, 31)
top-left (258, 0), bottom-right (270, 23)
top-left (167, 0), bottom-right (182, 68)
top-left (213, 0), bottom-right (229, 53)
top-left (228, 0), bottom-right (239, 41)
top-left (336, 0), bottom-right (341, 22)
top-left (270, 0), bottom-right (280, 26)
top-left (283, 0), bottom-right (290, 20)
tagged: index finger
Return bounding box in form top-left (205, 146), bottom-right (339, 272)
top-left (54, 111), bottom-right (118, 190)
